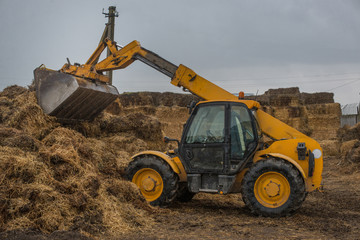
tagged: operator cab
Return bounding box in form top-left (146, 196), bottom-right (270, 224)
top-left (179, 101), bottom-right (259, 194)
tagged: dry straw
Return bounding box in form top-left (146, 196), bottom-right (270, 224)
top-left (0, 86), bottom-right (162, 238)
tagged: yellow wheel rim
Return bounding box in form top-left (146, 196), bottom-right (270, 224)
top-left (132, 168), bottom-right (163, 202)
top-left (254, 172), bottom-right (290, 208)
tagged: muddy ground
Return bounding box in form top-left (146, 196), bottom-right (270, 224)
top-left (3, 157), bottom-right (356, 240)
top-left (116, 156), bottom-right (360, 240)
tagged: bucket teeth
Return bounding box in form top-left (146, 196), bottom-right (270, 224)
top-left (34, 67), bottom-right (119, 121)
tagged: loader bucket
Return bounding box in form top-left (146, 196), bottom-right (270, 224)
top-left (34, 67), bottom-right (119, 121)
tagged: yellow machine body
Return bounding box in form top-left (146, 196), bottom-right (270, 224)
top-left (131, 99), bottom-right (323, 193)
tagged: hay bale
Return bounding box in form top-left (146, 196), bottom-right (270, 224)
top-left (117, 92), bottom-right (199, 108)
top-left (246, 88), bottom-right (340, 141)
top-left (271, 106), bottom-right (307, 120)
top-left (264, 87), bottom-right (300, 95)
top-left (106, 100), bottom-right (157, 117)
top-left (306, 103), bottom-right (341, 116)
top-left (155, 106), bottom-right (189, 147)
top-left (319, 140), bottom-right (340, 156)
top-left (308, 115), bottom-right (340, 140)
top-left (305, 104), bottom-right (340, 141)
top-left (268, 95), bottom-right (300, 107)
top-left (301, 92), bottom-right (334, 104)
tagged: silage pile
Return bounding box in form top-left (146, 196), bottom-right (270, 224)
top-left (337, 122), bottom-right (360, 173)
top-left (0, 86), bottom-right (163, 237)
top-left (107, 92), bottom-right (198, 149)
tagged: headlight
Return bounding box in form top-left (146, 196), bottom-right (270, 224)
top-left (312, 149), bottom-right (322, 159)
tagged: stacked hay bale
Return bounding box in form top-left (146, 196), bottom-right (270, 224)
top-left (0, 86), bottom-right (160, 238)
top-left (247, 87), bottom-right (341, 155)
top-left (305, 102), bottom-right (341, 156)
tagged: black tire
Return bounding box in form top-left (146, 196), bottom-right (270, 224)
top-left (241, 158), bottom-right (306, 217)
top-left (176, 183), bottom-right (196, 202)
top-left (126, 155), bottom-right (178, 207)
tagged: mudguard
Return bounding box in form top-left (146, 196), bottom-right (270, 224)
top-left (131, 150), bottom-right (187, 182)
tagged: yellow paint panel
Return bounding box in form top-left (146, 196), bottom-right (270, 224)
top-left (256, 109), bottom-right (308, 140)
top-left (131, 150), bottom-right (186, 178)
top-left (171, 64), bottom-right (239, 101)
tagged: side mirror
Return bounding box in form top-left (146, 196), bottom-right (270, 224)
top-left (163, 136), bottom-right (180, 147)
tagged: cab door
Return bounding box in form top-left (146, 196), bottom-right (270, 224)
top-left (228, 104), bottom-right (258, 171)
top-left (179, 103), bottom-right (228, 174)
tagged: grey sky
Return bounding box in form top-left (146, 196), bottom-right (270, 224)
top-left (1, 0), bottom-right (360, 105)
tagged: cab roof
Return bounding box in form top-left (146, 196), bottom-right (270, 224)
top-left (197, 99), bottom-right (261, 109)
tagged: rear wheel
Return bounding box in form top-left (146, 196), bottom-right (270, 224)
top-left (241, 158), bottom-right (306, 217)
top-left (126, 156), bottom-right (178, 206)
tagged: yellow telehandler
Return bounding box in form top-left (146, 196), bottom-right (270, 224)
top-left (34, 36), bottom-right (323, 217)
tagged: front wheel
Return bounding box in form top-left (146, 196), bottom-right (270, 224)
top-left (241, 158), bottom-right (306, 217)
top-left (126, 156), bottom-right (178, 206)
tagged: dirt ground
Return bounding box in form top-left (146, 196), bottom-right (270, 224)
top-left (116, 156), bottom-right (360, 240)
top-left (1, 158), bottom-right (359, 240)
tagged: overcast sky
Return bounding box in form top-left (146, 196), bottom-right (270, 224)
top-left (1, 0), bottom-right (360, 105)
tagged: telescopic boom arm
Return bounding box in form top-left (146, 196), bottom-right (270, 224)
top-left (60, 38), bottom-right (309, 140)
top-left (61, 38), bottom-right (246, 101)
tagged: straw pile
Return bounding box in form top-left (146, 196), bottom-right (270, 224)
top-left (0, 86), bottom-right (160, 238)
top-left (337, 123), bottom-right (360, 172)
top-left (107, 92), bottom-right (196, 149)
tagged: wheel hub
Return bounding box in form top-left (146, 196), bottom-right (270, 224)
top-left (142, 177), bottom-right (157, 192)
top-left (254, 171), bottom-right (290, 208)
top-left (264, 181), bottom-right (280, 197)
top-left (132, 168), bottom-right (164, 202)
